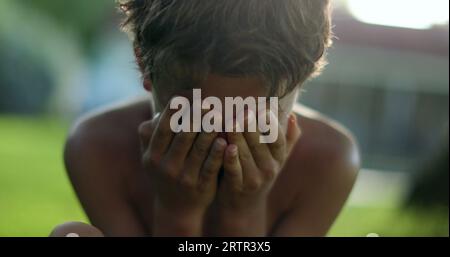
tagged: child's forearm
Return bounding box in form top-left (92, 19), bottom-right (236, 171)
top-left (152, 206), bottom-right (204, 236)
top-left (140, 106), bottom-right (227, 236)
top-left (211, 203), bottom-right (268, 236)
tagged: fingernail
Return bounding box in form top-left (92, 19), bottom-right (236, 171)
top-left (289, 113), bottom-right (297, 123)
top-left (228, 145), bottom-right (238, 156)
top-left (247, 109), bottom-right (256, 125)
top-left (215, 137), bottom-right (227, 149)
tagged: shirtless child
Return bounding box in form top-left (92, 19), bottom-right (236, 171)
top-left (50, 0), bottom-right (360, 237)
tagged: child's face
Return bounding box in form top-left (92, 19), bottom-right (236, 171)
top-left (151, 74), bottom-right (298, 133)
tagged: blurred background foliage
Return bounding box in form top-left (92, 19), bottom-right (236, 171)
top-left (17, 0), bottom-right (113, 50)
top-left (0, 0), bottom-right (448, 236)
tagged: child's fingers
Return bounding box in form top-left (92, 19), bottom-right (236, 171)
top-left (223, 144), bottom-right (243, 188)
top-left (198, 137), bottom-right (227, 186)
top-left (166, 131), bottom-right (198, 168)
top-left (182, 131), bottom-right (218, 182)
top-left (180, 108), bottom-right (219, 180)
top-left (138, 120), bottom-right (153, 152)
top-left (149, 102), bottom-right (177, 159)
top-left (227, 126), bottom-right (259, 183)
top-left (138, 113), bottom-right (160, 152)
top-left (165, 106), bottom-right (202, 177)
top-left (285, 113), bottom-right (302, 155)
top-left (243, 111), bottom-right (273, 169)
top-left (267, 114), bottom-right (287, 164)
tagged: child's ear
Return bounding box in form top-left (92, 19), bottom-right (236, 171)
top-left (143, 78), bottom-right (152, 91)
top-left (134, 47), bottom-right (152, 91)
top-left (134, 47), bottom-right (144, 72)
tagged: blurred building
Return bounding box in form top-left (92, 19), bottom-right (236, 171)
top-left (301, 8), bottom-right (449, 172)
top-left (1, 1), bottom-right (448, 174)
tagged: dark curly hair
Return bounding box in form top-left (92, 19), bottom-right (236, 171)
top-left (119, 0), bottom-right (332, 97)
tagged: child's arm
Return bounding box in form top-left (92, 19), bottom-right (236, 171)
top-left (139, 102), bottom-right (227, 236)
top-left (208, 112), bottom-right (359, 236)
top-left (64, 118), bottom-right (148, 236)
top-left (208, 112), bottom-right (302, 236)
top-left (270, 125), bottom-right (360, 236)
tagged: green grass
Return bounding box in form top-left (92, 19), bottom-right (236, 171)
top-left (0, 116), bottom-right (87, 236)
top-left (329, 206), bottom-right (448, 237)
top-left (0, 116), bottom-right (448, 237)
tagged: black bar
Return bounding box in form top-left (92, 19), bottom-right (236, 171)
top-left (0, 237), bottom-right (448, 256)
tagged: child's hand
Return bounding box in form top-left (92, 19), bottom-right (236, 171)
top-left (138, 102), bottom-right (227, 235)
top-left (212, 111), bottom-right (301, 236)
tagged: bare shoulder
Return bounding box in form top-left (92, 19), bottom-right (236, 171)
top-left (62, 96), bottom-right (154, 235)
top-left (64, 96), bottom-right (153, 180)
top-left (270, 105), bottom-right (361, 236)
top-left (286, 104), bottom-right (360, 192)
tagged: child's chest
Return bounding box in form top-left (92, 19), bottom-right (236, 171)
top-left (127, 164), bottom-right (299, 235)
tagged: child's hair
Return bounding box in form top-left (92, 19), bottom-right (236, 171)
top-left (119, 0), bottom-right (333, 98)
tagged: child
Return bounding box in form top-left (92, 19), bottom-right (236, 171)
top-left (51, 0), bottom-right (359, 237)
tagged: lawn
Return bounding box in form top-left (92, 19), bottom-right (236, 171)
top-left (0, 116), bottom-right (86, 236)
top-left (0, 116), bottom-right (448, 237)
